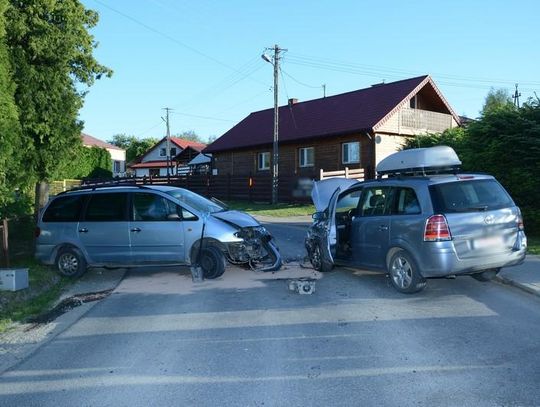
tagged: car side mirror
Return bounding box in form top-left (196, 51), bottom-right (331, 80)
top-left (167, 213), bottom-right (181, 221)
top-left (312, 211), bottom-right (326, 221)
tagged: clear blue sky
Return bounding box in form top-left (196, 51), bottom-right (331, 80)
top-left (79, 0), bottom-right (540, 143)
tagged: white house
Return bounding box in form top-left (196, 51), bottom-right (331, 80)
top-left (129, 137), bottom-right (207, 177)
top-left (81, 133), bottom-right (126, 177)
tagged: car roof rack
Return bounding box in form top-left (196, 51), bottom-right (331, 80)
top-left (57, 181), bottom-right (155, 195)
top-left (376, 146), bottom-right (462, 178)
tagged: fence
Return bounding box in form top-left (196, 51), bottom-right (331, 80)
top-left (320, 167), bottom-right (365, 181)
top-left (80, 174), bottom-right (313, 203)
top-left (49, 179), bottom-right (82, 195)
top-left (0, 216), bottom-right (34, 267)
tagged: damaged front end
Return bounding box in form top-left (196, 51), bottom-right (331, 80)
top-left (227, 226), bottom-right (282, 272)
top-left (305, 212), bottom-right (329, 271)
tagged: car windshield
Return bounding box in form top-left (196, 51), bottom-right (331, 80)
top-left (165, 188), bottom-right (226, 213)
top-left (429, 179), bottom-right (514, 213)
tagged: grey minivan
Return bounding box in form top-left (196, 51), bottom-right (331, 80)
top-left (305, 146), bottom-right (527, 293)
top-left (36, 185), bottom-right (281, 278)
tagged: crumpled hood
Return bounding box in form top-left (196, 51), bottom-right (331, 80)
top-left (211, 210), bottom-right (260, 228)
top-left (311, 178), bottom-right (360, 212)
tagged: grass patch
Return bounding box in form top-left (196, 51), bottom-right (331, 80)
top-left (527, 235), bottom-right (540, 255)
top-left (0, 259), bottom-right (68, 333)
top-left (226, 201), bottom-right (315, 217)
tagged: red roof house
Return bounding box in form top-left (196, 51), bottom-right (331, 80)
top-left (128, 136), bottom-right (207, 177)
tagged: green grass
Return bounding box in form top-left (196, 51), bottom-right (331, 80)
top-left (226, 201), bottom-right (315, 217)
top-left (0, 259), bottom-right (69, 333)
top-left (527, 235), bottom-right (540, 255)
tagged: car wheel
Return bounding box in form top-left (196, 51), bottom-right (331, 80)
top-left (200, 246), bottom-right (226, 279)
top-left (310, 241), bottom-right (333, 272)
top-left (56, 247), bottom-right (87, 278)
top-left (472, 268), bottom-right (500, 282)
top-left (388, 250), bottom-right (426, 294)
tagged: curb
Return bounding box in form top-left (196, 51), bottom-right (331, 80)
top-left (494, 275), bottom-right (540, 298)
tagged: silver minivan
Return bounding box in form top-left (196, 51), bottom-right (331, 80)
top-left (305, 146), bottom-right (527, 293)
top-left (36, 185), bottom-right (281, 278)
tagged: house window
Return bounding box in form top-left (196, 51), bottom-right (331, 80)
top-left (114, 160), bottom-right (121, 173)
top-left (159, 148), bottom-right (166, 157)
top-left (170, 147), bottom-right (177, 157)
top-left (299, 147), bottom-right (314, 167)
top-left (342, 142), bottom-right (360, 164)
top-left (257, 152), bottom-right (270, 171)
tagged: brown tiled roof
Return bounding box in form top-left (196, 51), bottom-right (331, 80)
top-left (81, 133), bottom-right (124, 151)
top-left (205, 75), bottom-right (458, 153)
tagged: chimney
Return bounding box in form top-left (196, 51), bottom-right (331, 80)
top-left (288, 98), bottom-right (299, 106)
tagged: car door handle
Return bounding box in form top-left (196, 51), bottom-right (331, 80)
top-left (130, 227), bottom-right (141, 233)
top-left (378, 225), bottom-right (389, 231)
top-left (78, 228), bottom-right (88, 233)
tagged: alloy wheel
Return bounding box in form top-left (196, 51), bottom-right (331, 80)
top-left (391, 256), bottom-right (413, 289)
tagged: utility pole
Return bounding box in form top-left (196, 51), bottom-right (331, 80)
top-left (512, 84), bottom-right (521, 108)
top-left (262, 44), bottom-right (286, 204)
top-left (322, 84), bottom-right (326, 98)
top-left (162, 107), bottom-right (172, 178)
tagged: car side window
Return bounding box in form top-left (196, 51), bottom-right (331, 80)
top-left (133, 193), bottom-right (172, 221)
top-left (358, 187), bottom-right (391, 217)
top-left (336, 189), bottom-right (362, 214)
top-left (42, 195), bottom-right (84, 222)
top-left (84, 193), bottom-right (128, 222)
top-left (393, 188), bottom-right (421, 215)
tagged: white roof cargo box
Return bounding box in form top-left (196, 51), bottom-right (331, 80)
top-left (376, 146), bottom-right (461, 176)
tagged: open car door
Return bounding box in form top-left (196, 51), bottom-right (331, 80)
top-left (309, 178), bottom-right (358, 271)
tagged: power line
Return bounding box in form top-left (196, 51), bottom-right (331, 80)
top-left (92, 0), bottom-right (267, 87)
top-left (287, 53), bottom-right (540, 87)
top-left (170, 111), bottom-right (236, 123)
top-left (280, 67), bottom-right (322, 89)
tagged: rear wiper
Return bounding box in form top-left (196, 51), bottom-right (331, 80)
top-left (455, 205), bottom-right (489, 212)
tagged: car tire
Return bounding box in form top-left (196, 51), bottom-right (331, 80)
top-left (388, 250), bottom-right (426, 294)
top-left (472, 268), bottom-right (500, 282)
top-left (200, 246), bottom-right (226, 279)
top-left (55, 247), bottom-right (87, 278)
top-left (310, 241), bottom-right (333, 272)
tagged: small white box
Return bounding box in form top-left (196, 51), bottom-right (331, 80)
top-left (0, 268), bottom-right (29, 291)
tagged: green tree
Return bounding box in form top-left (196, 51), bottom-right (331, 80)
top-left (0, 0), bottom-right (23, 216)
top-left (482, 88), bottom-right (513, 115)
top-left (173, 130), bottom-right (204, 143)
top-left (61, 146), bottom-right (112, 179)
top-left (108, 134), bottom-right (159, 163)
top-left (5, 0), bottom-right (112, 211)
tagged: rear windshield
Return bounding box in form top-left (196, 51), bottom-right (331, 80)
top-left (429, 179), bottom-right (514, 213)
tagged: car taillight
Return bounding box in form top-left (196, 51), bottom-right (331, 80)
top-left (517, 215), bottom-right (524, 231)
top-left (35, 227), bottom-right (41, 238)
top-left (424, 215), bottom-right (452, 241)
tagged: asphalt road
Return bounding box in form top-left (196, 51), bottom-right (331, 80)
top-left (1, 222), bottom-right (539, 406)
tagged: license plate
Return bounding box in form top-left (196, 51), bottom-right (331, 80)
top-left (473, 235), bottom-right (504, 250)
